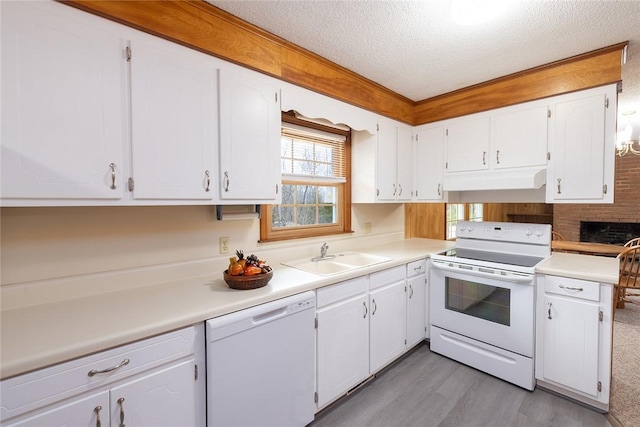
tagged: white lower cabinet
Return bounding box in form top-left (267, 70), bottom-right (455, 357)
top-left (316, 276), bottom-right (370, 410)
top-left (0, 325), bottom-right (204, 427)
top-left (406, 259), bottom-right (428, 345)
top-left (315, 260), bottom-right (428, 410)
top-left (369, 266), bottom-right (408, 373)
top-left (535, 274), bottom-right (613, 410)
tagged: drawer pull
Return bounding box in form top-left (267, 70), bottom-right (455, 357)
top-left (547, 302), bottom-right (552, 320)
top-left (94, 405), bottom-right (102, 427)
top-left (559, 284), bottom-right (583, 292)
top-left (88, 358), bottom-right (130, 377)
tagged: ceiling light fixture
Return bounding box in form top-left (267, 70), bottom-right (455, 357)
top-left (451, 0), bottom-right (509, 25)
top-left (617, 111), bottom-right (640, 156)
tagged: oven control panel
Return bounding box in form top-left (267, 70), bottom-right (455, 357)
top-left (457, 221), bottom-right (551, 244)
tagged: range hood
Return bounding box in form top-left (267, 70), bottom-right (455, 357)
top-left (443, 167), bottom-right (547, 192)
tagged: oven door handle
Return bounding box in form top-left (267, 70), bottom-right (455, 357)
top-left (430, 262), bottom-right (533, 284)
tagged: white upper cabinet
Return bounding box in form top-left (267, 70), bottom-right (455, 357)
top-left (415, 125), bottom-right (445, 201)
top-left (376, 119), bottom-right (399, 200)
top-left (546, 84), bottom-right (617, 203)
top-left (492, 104), bottom-right (548, 169)
top-left (129, 38), bottom-right (216, 201)
top-left (1, 1), bottom-right (125, 204)
top-left (218, 68), bottom-right (281, 203)
top-left (396, 125), bottom-right (414, 201)
top-left (352, 118), bottom-right (414, 203)
top-left (445, 115), bottom-right (491, 173)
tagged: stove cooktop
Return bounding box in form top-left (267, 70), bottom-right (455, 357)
top-left (440, 248), bottom-right (546, 268)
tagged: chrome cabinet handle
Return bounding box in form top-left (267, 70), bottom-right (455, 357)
top-left (437, 183), bottom-right (441, 196)
top-left (392, 183), bottom-right (397, 196)
top-left (398, 184), bottom-right (403, 196)
top-left (204, 170), bottom-right (210, 192)
top-left (559, 284), bottom-right (583, 292)
top-left (88, 358), bottom-right (130, 377)
top-left (363, 301), bottom-right (368, 318)
top-left (109, 163), bottom-right (117, 190)
top-left (496, 150), bottom-right (500, 164)
top-left (372, 299), bottom-right (377, 315)
top-left (94, 406), bottom-right (102, 427)
top-left (547, 302), bottom-right (552, 320)
top-left (482, 151), bottom-right (486, 165)
top-left (409, 284), bottom-right (414, 299)
top-left (276, 184), bottom-right (279, 195)
top-left (117, 398), bottom-right (126, 427)
top-left (224, 171), bottom-right (230, 192)
top-left (557, 178), bottom-right (561, 194)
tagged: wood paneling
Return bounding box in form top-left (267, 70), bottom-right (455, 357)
top-left (484, 203), bottom-right (552, 223)
top-left (405, 204), bottom-right (445, 240)
top-left (63, 0), bottom-right (415, 124)
top-left (414, 45), bottom-right (626, 125)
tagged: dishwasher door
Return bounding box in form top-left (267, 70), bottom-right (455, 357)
top-left (206, 291), bottom-right (316, 427)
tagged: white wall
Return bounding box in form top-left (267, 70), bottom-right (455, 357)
top-left (0, 204), bottom-right (404, 286)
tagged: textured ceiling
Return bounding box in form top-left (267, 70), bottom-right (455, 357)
top-left (207, 0), bottom-right (640, 133)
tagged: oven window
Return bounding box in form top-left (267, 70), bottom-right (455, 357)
top-left (445, 278), bottom-right (511, 326)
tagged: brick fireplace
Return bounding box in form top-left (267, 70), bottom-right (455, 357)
top-left (553, 154), bottom-right (640, 242)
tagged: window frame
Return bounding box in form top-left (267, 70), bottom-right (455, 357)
top-left (260, 112), bottom-right (352, 242)
top-left (445, 203), bottom-right (484, 240)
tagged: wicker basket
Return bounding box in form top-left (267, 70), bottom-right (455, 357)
top-left (223, 270), bottom-right (273, 290)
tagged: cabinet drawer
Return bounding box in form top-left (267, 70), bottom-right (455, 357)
top-left (317, 276), bottom-right (368, 308)
top-left (406, 259), bottom-right (427, 278)
top-left (370, 265), bottom-right (405, 290)
top-left (1, 326), bottom-right (195, 422)
top-left (544, 275), bottom-right (600, 302)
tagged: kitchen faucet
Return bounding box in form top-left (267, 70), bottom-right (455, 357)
top-left (311, 242), bottom-right (335, 262)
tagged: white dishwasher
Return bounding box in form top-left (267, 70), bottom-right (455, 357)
top-left (206, 290), bottom-right (316, 427)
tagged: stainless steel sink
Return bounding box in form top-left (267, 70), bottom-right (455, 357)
top-left (282, 251), bottom-right (391, 276)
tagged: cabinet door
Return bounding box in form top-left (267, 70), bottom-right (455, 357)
top-left (396, 125), bottom-right (414, 201)
top-left (542, 294), bottom-right (600, 396)
top-left (492, 104), bottom-right (548, 169)
top-left (370, 281), bottom-right (407, 373)
top-left (129, 39), bottom-right (215, 201)
top-left (316, 294), bottom-right (369, 409)
top-left (1, 1), bottom-right (124, 201)
top-left (548, 93), bottom-right (608, 201)
top-left (4, 391), bottom-right (109, 427)
top-left (445, 116), bottom-right (490, 173)
top-left (218, 69), bottom-right (281, 202)
top-left (406, 274), bottom-right (427, 348)
top-left (415, 126), bottom-right (445, 201)
top-left (109, 360), bottom-right (196, 427)
top-left (376, 120), bottom-right (398, 201)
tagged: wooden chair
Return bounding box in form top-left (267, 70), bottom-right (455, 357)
top-left (552, 231), bottom-right (565, 241)
top-left (615, 244), bottom-right (640, 313)
top-left (624, 237), bottom-right (640, 247)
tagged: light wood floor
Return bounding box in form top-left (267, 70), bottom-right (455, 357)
top-left (310, 343), bottom-right (612, 427)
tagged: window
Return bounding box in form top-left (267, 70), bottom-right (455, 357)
top-left (446, 203), bottom-right (483, 239)
top-left (260, 113), bottom-right (351, 241)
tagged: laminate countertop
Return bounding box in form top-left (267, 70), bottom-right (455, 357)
top-left (1, 240), bottom-right (620, 380)
top-left (0, 238), bottom-right (454, 380)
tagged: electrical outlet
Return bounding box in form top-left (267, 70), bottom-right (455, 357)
top-left (219, 236), bottom-right (230, 254)
top-left (365, 222), bottom-right (372, 234)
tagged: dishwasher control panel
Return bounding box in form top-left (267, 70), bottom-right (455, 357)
top-left (287, 297), bottom-right (315, 313)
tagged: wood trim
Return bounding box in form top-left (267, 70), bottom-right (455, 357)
top-left (61, 1), bottom-right (625, 127)
top-left (62, 0), bottom-right (415, 124)
top-left (414, 44), bottom-right (626, 125)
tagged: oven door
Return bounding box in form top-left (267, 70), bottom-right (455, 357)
top-left (430, 259), bottom-right (535, 357)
